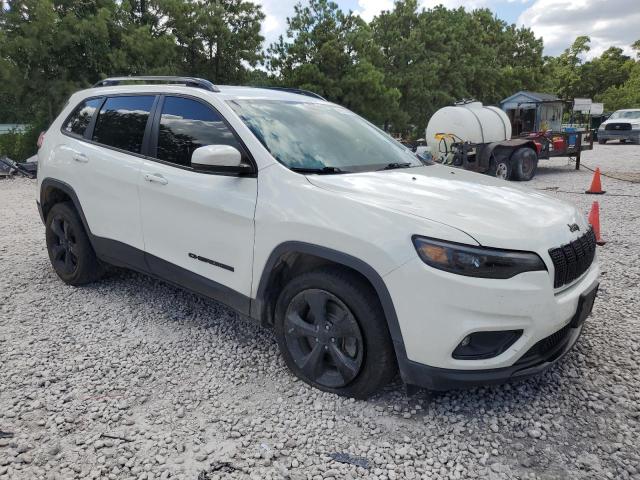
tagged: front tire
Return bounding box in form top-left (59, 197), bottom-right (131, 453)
top-left (45, 202), bottom-right (103, 285)
top-left (598, 138), bottom-right (607, 144)
top-left (274, 267), bottom-right (397, 398)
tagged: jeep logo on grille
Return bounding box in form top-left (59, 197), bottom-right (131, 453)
top-left (568, 223), bottom-right (580, 232)
top-left (615, 125), bottom-right (621, 129)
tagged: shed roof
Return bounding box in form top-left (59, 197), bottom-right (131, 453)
top-left (500, 91), bottom-right (561, 105)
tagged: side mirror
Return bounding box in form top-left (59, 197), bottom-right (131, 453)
top-left (191, 145), bottom-right (252, 174)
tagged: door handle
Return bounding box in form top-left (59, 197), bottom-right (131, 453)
top-left (144, 173), bottom-right (168, 185)
top-left (72, 153), bottom-right (88, 163)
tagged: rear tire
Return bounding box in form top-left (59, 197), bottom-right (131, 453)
top-left (512, 147), bottom-right (538, 181)
top-left (45, 202), bottom-right (103, 285)
top-left (274, 267), bottom-right (397, 398)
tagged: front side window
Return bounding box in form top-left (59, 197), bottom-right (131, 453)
top-left (63, 98), bottom-right (103, 136)
top-left (92, 96), bottom-right (155, 154)
top-left (227, 100), bottom-right (424, 173)
top-left (156, 96), bottom-right (243, 167)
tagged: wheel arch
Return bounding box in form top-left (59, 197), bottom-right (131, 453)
top-left (40, 178), bottom-right (93, 244)
top-left (253, 242), bottom-right (405, 345)
top-left (482, 139), bottom-right (538, 163)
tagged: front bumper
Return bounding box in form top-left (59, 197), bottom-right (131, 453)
top-left (598, 130), bottom-right (639, 142)
top-left (384, 255), bottom-right (599, 390)
top-left (398, 319), bottom-right (583, 390)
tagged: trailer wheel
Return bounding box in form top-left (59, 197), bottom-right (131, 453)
top-left (489, 157), bottom-right (512, 180)
top-left (512, 147), bottom-right (538, 181)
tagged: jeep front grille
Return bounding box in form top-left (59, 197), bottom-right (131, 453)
top-left (548, 227), bottom-right (596, 288)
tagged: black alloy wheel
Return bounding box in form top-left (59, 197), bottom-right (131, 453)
top-left (283, 289), bottom-right (364, 388)
top-left (45, 202), bottom-right (103, 285)
top-left (49, 215), bottom-right (79, 276)
top-left (274, 267), bottom-right (397, 398)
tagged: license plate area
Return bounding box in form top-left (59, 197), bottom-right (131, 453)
top-left (570, 284), bottom-right (598, 328)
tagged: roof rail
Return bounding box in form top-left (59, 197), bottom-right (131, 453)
top-left (93, 76), bottom-right (220, 92)
top-left (259, 86), bottom-right (326, 101)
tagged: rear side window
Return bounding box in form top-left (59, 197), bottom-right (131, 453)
top-left (92, 96), bottom-right (155, 154)
top-left (63, 98), bottom-right (103, 136)
top-left (157, 96), bottom-right (244, 167)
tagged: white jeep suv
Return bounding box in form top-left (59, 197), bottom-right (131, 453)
top-left (37, 77), bottom-right (600, 398)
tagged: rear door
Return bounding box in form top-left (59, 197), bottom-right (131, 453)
top-left (138, 95), bottom-right (258, 312)
top-left (70, 95), bottom-right (156, 258)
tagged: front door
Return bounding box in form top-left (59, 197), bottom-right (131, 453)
top-left (138, 95), bottom-right (258, 313)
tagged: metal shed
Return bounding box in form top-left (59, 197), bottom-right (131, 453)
top-left (500, 91), bottom-right (564, 135)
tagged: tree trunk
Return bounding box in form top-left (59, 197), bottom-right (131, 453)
top-left (214, 41), bottom-right (221, 82)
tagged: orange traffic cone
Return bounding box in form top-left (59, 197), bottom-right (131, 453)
top-left (585, 168), bottom-right (605, 194)
top-left (588, 201), bottom-right (606, 246)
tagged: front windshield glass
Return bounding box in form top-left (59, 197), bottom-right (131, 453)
top-left (228, 100), bottom-right (425, 173)
top-left (609, 110), bottom-right (640, 120)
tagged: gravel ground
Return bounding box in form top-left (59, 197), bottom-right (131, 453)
top-left (1, 143), bottom-right (639, 480)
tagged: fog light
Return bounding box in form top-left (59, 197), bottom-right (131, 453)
top-left (452, 330), bottom-right (523, 360)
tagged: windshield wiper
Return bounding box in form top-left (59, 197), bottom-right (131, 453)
top-left (290, 166), bottom-right (350, 174)
top-left (378, 162), bottom-right (413, 171)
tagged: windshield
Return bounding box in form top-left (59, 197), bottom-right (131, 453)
top-left (609, 110), bottom-right (640, 120)
top-left (227, 100), bottom-right (425, 173)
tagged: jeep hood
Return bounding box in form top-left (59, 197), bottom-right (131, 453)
top-left (306, 165), bottom-right (588, 251)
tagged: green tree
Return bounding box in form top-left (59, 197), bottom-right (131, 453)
top-left (1, 0), bottom-right (112, 124)
top-left (267, 0), bottom-right (403, 127)
top-left (0, 0), bottom-right (265, 154)
top-left (542, 35), bottom-right (591, 99)
top-left (371, 1), bottom-right (544, 134)
top-left (596, 41), bottom-right (640, 111)
top-left (162, 0), bottom-right (264, 83)
top-left (561, 46), bottom-right (633, 100)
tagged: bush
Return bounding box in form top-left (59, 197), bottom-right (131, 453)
top-left (0, 127), bottom-right (39, 162)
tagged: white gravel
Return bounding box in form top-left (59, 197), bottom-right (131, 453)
top-left (1, 143), bottom-right (639, 480)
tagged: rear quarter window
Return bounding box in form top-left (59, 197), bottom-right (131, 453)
top-left (62, 98), bottom-right (103, 137)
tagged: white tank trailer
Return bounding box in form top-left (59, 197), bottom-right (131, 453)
top-left (426, 101), bottom-right (539, 181)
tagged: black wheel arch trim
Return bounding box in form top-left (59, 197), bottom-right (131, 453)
top-left (253, 241), bottom-right (418, 382)
top-left (40, 178), bottom-right (93, 237)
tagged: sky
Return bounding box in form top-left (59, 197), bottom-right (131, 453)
top-left (254, 0), bottom-right (640, 59)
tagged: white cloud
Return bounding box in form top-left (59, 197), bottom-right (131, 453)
top-left (419, 0), bottom-right (489, 8)
top-left (253, 0), bottom-right (298, 48)
top-left (517, 0), bottom-right (640, 58)
top-left (355, 0), bottom-right (394, 22)
top-left (263, 14), bottom-right (281, 34)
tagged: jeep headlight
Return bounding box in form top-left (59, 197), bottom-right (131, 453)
top-left (412, 236), bottom-right (546, 279)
